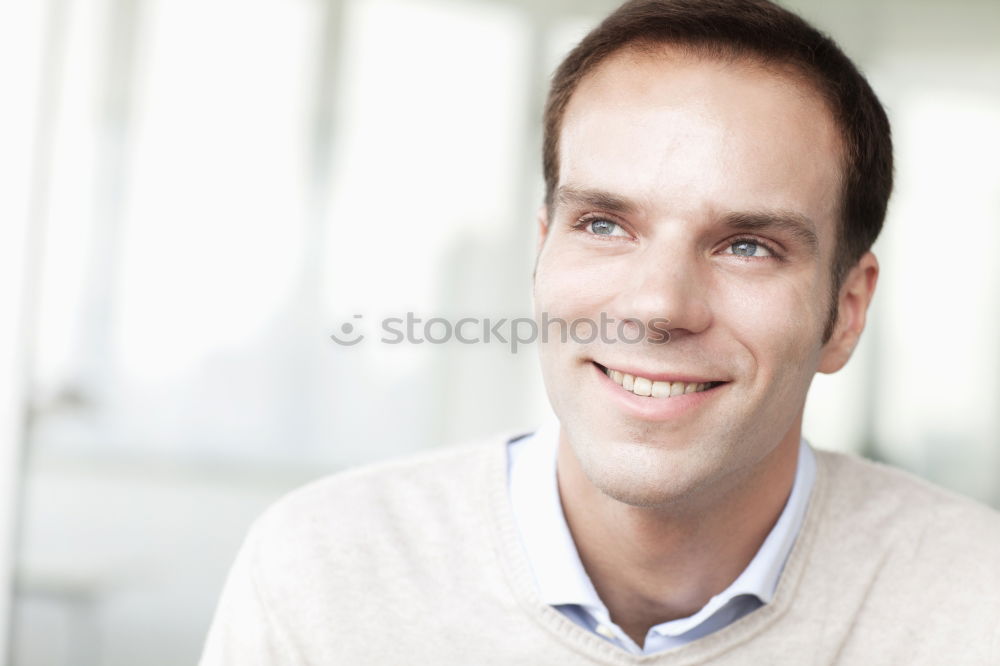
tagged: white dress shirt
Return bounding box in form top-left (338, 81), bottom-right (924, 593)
top-left (507, 418), bottom-right (816, 655)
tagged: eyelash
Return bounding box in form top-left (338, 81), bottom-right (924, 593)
top-left (570, 214), bottom-right (631, 239)
top-left (569, 214), bottom-right (785, 261)
top-left (723, 236), bottom-right (784, 262)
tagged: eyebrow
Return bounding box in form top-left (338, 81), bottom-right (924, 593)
top-left (722, 211), bottom-right (819, 255)
top-left (556, 186), bottom-right (820, 254)
top-left (555, 186), bottom-right (638, 216)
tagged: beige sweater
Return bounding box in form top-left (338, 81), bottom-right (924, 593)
top-left (201, 435), bottom-right (1000, 665)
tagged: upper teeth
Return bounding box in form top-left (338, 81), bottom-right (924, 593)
top-left (605, 367), bottom-right (713, 398)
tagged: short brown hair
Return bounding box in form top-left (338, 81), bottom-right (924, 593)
top-left (542, 0), bottom-right (893, 341)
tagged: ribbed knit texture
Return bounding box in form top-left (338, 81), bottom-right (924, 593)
top-left (201, 434), bottom-right (1000, 665)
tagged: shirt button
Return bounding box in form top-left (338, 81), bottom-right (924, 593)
top-left (596, 624), bottom-right (617, 640)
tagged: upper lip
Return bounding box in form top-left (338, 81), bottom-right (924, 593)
top-left (594, 361), bottom-right (728, 384)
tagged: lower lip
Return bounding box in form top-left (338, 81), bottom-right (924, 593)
top-left (592, 362), bottom-right (726, 421)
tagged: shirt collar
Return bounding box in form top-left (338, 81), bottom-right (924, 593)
top-left (508, 416), bottom-right (817, 639)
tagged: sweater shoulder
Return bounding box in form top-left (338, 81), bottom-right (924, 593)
top-left (218, 433), bottom-right (532, 661)
top-left (814, 448), bottom-right (1000, 562)
top-left (257, 435), bottom-right (508, 537)
top-left (277, 439), bottom-right (493, 504)
top-left (240, 431), bottom-right (521, 581)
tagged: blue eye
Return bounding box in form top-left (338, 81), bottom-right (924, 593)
top-left (729, 240), bottom-right (773, 257)
top-left (587, 219), bottom-right (626, 236)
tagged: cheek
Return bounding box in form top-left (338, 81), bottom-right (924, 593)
top-left (533, 241), bottom-right (623, 316)
top-left (716, 271), bottom-right (827, 374)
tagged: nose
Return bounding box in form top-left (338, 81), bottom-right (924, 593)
top-left (612, 241), bottom-right (712, 342)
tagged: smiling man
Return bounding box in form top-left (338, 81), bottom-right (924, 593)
top-left (528, 16), bottom-right (873, 649)
top-left (201, 1), bottom-right (1000, 664)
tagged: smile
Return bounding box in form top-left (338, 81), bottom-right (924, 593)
top-left (597, 363), bottom-right (725, 398)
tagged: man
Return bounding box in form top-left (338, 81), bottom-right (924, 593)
top-left (201, 1), bottom-right (1000, 664)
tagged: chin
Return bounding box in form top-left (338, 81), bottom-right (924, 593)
top-left (569, 428), bottom-right (732, 508)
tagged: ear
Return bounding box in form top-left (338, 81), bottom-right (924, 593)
top-left (818, 251), bottom-right (879, 374)
top-left (536, 204), bottom-right (550, 254)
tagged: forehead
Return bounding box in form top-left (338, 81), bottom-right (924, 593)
top-left (558, 47), bottom-right (843, 237)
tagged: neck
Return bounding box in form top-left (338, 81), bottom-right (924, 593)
top-left (556, 423), bottom-right (801, 646)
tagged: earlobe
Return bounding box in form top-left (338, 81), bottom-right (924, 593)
top-left (536, 205), bottom-right (550, 254)
top-left (532, 205), bottom-right (550, 285)
top-left (818, 252), bottom-right (879, 374)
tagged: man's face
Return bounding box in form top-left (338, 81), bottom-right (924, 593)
top-left (534, 49), bottom-right (845, 507)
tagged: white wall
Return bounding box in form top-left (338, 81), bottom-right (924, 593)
top-left (0, 0), bottom-right (49, 659)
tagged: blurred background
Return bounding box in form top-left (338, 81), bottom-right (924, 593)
top-left (1, 0), bottom-right (999, 663)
